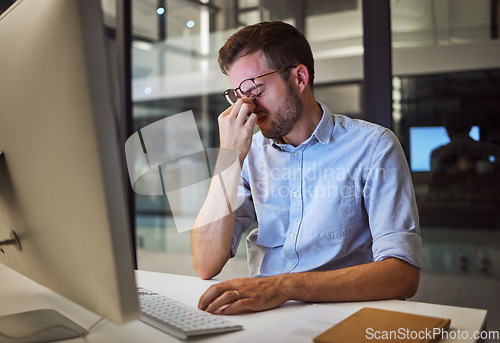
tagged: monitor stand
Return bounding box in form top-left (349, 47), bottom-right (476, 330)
top-left (0, 309), bottom-right (87, 343)
top-left (0, 152), bottom-right (87, 342)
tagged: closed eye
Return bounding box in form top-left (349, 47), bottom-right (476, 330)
top-left (255, 85), bottom-right (265, 97)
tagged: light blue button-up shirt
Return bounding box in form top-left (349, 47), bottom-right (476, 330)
top-left (231, 103), bottom-right (421, 277)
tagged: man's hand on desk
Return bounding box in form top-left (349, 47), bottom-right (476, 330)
top-left (197, 258), bottom-right (420, 315)
top-left (198, 275), bottom-right (289, 315)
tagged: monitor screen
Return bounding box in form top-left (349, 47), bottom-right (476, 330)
top-left (0, 0), bottom-right (139, 332)
top-left (409, 126), bottom-right (480, 172)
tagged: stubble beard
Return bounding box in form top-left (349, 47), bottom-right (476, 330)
top-left (260, 83), bottom-right (304, 140)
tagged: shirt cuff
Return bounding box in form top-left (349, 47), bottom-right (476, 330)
top-left (372, 229), bottom-right (422, 268)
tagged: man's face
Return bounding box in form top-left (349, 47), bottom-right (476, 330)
top-left (228, 51), bottom-right (303, 140)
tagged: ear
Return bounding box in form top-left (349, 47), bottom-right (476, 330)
top-left (293, 64), bottom-right (310, 94)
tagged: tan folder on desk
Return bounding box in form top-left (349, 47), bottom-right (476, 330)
top-left (313, 307), bottom-right (451, 343)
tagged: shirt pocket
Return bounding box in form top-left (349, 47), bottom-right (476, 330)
top-left (254, 208), bottom-right (288, 248)
top-left (303, 178), bottom-right (358, 238)
top-left (255, 227), bottom-right (286, 248)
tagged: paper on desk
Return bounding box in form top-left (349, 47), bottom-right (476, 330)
top-left (237, 304), bottom-right (357, 343)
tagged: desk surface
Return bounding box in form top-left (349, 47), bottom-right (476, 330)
top-left (0, 264), bottom-right (488, 343)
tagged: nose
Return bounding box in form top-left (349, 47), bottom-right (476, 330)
top-left (250, 98), bottom-right (262, 113)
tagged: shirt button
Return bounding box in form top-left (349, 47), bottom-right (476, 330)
top-left (292, 191), bottom-right (299, 198)
top-left (289, 232), bottom-right (296, 238)
top-left (293, 152), bottom-right (299, 158)
top-left (287, 263), bottom-right (294, 269)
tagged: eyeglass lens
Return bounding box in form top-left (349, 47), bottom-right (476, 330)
top-left (240, 79), bottom-right (258, 98)
top-left (225, 79), bottom-right (259, 105)
top-left (225, 90), bottom-right (239, 104)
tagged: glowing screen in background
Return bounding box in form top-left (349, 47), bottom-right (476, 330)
top-left (409, 126), bottom-right (479, 172)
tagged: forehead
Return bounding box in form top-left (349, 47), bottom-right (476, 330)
top-left (227, 51), bottom-right (271, 87)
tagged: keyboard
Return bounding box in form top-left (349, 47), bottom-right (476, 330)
top-left (137, 287), bottom-right (243, 340)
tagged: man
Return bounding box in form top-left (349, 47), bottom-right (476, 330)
top-left (191, 21), bottom-right (421, 315)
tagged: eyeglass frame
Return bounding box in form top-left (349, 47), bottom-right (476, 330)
top-left (223, 65), bottom-right (298, 105)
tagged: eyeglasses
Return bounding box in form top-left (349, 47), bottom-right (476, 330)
top-left (223, 65), bottom-right (297, 105)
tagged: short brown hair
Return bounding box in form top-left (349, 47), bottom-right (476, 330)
top-left (218, 21), bottom-right (315, 89)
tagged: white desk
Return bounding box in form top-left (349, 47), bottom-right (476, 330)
top-left (0, 264), bottom-right (488, 343)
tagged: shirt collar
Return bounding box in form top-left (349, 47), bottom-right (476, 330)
top-left (312, 102), bottom-right (334, 144)
top-left (270, 102), bottom-right (335, 150)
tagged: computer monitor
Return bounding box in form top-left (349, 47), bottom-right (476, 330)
top-left (0, 0), bottom-right (139, 339)
top-left (409, 126), bottom-right (480, 172)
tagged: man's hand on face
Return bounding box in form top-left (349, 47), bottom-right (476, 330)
top-left (218, 98), bottom-right (258, 163)
top-left (198, 276), bottom-right (289, 315)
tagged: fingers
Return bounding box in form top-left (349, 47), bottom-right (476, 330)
top-left (204, 290), bottom-right (241, 314)
top-left (198, 282), bottom-right (245, 314)
top-left (198, 284), bottom-right (218, 311)
top-left (198, 277), bottom-right (288, 315)
top-left (198, 283), bottom-right (233, 311)
top-left (217, 98), bottom-right (257, 160)
top-left (222, 98), bottom-right (255, 122)
top-left (202, 292), bottom-right (253, 315)
top-left (220, 298), bottom-right (253, 315)
top-left (236, 101), bottom-right (255, 125)
top-left (245, 112), bottom-right (258, 128)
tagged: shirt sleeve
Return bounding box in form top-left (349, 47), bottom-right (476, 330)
top-left (363, 129), bottom-right (422, 268)
top-left (230, 161), bottom-right (256, 257)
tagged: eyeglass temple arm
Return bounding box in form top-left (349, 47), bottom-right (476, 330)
top-left (253, 65), bottom-right (298, 81)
